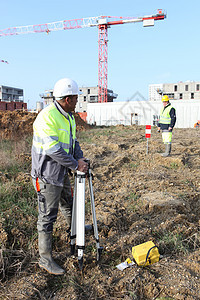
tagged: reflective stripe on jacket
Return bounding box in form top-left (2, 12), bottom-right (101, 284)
top-left (32, 103), bottom-right (76, 155)
top-left (31, 102), bottom-right (83, 186)
top-left (159, 104), bottom-right (174, 125)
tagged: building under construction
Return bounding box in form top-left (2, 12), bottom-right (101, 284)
top-left (77, 86), bottom-right (118, 112)
top-left (149, 81), bottom-right (200, 101)
top-left (0, 85), bottom-right (27, 111)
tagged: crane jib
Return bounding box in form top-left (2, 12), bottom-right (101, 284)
top-left (0, 10), bottom-right (166, 103)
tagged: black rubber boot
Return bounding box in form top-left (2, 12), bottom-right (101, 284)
top-left (38, 232), bottom-right (65, 275)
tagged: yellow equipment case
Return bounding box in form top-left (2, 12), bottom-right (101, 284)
top-left (132, 241), bottom-right (160, 267)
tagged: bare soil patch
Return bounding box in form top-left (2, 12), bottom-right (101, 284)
top-left (0, 112), bottom-right (200, 299)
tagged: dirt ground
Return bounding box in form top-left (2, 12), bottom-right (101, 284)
top-left (0, 110), bottom-right (90, 139)
top-left (0, 111), bottom-right (200, 299)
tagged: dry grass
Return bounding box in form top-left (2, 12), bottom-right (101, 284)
top-left (0, 126), bottom-right (200, 299)
top-left (0, 134), bottom-right (37, 282)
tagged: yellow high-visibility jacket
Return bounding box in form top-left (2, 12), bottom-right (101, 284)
top-left (31, 102), bottom-right (83, 186)
top-left (158, 103), bottom-right (176, 131)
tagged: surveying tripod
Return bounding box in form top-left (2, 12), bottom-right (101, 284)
top-left (70, 159), bottom-right (103, 268)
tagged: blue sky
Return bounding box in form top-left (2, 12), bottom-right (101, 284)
top-left (0, 0), bottom-right (200, 109)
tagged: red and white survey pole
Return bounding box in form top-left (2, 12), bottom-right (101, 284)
top-left (145, 125), bottom-right (151, 154)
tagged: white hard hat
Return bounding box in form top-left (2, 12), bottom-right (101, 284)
top-left (53, 78), bottom-right (82, 99)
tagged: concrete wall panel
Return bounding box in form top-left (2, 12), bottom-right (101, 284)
top-left (87, 100), bottom-right (200, 128)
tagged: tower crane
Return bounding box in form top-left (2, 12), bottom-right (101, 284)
top-left (0, 9), bottom-right (166, 102)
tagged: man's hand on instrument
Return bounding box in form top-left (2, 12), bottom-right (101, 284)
top-left (77, 158), bottom-right (88, 173)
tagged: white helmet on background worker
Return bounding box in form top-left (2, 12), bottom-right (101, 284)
top-left (53, 78), bottom-right (82, 99)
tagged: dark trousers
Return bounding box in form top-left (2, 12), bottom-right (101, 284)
top-left (32, 175), bottom-right (73, 233)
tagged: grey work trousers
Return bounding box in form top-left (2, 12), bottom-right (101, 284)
top-left (32, 175), bottom-right (73, 233)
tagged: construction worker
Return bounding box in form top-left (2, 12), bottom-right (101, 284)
top-left (157, 95), bottom-right (176, 157)
top-left (31, 78), bottom-right (88, 275)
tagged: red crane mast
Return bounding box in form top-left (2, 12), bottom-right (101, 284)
top-left (0, 9), bottom-right (166, 102)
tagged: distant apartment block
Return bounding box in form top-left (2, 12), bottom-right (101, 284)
top-left (77, 87), bottom-right (118, 112)
top-left (149, 81), bottom-right (200, 101)
top-left (40, 89), bottom-right (54, 106)
top-left (0, 85), bottom-right (27, 111)
top-left (40, 86), bottom-right (118, 112)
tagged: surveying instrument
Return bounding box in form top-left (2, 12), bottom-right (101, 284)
top-left (70, 159), bottom-right (103, 268)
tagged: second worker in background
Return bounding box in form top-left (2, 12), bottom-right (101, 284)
top-left (157, 95), bottom-right (176, 157)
